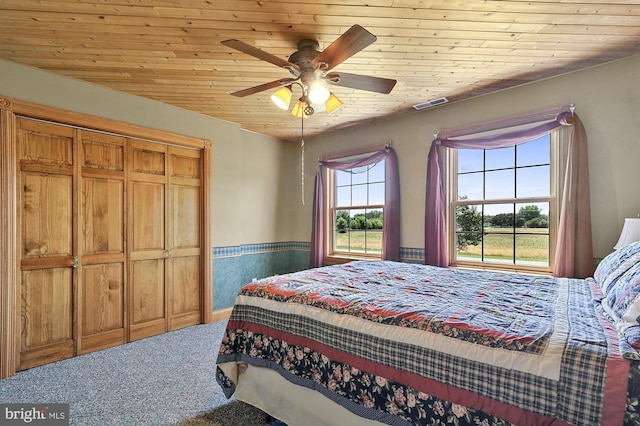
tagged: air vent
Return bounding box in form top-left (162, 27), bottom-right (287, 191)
top-left (412, 97), bottom-right (449, 110)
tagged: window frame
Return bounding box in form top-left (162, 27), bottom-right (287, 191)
top-left (446, 132), bottom-right (561, 274)
top-left (324, 157), bottom-right (386, 265)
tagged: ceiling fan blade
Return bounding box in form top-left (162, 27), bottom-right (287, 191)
top-left (313, 25), bottom-right (377, 71)
top-left (325, 72), bottom-right (396, 94)
top-left (221, 39), bottom-right (298, 70)
top-left (230, 78), bottom-right (296, 97)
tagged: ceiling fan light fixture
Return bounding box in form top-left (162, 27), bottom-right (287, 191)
top-left (291, 99), bottom-right (312, 118)
top-left (307, 80), bottom-right (330, 104)
top-left (325, 93), bottom-right (344, 114)
top-left (270, 86), bottom-right (292, 110)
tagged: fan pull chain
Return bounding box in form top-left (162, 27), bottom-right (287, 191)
top-left (301, 111), bottom-right (305, 205)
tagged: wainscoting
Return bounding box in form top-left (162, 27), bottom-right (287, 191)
top-left (212, 242), bottom-right (310, 310)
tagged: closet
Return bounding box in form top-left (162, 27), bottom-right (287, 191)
top-left (0, 97), bottom-right (211, 376)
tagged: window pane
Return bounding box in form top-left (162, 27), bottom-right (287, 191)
top-left (517, 135), bottom-right (550, 167)
top-left (335, 229), bottom-right (349, 251)
top-left (366, 229), bottom-right (383, 254)
top-left (485, 146), bottom-right (514, 170)
top-left (366, 208), bottom-right (383, 254)
top-left (352, 184), bottom-right (367, 206)
top-left (483, 204), bottom-right (515, 265)
top-left (458, 150), bottom-right (483, 173)
top-left (455, 204), bottom-right (483, 261)
top-left (336, 170), bottom-right (351, 186)
top-left (458, 172), bottom-right (483, 200)
top-left (516, 202), bottom-right (549, 231)
top-left (485, 203), bottom-right (515, 228)
top-left (484, 229), bottom-right (514, 264)
top-left (515, 234), bottom-right (549, 267)
top-left (351, 167), bottom-right (368, 185)
top-left (366, 208), bottom-right (383, 230)
top-left (485, 169), bottom-right (514, 199)
top-left (348, 209), bottom-right (367, 253)
top-left (369, 182), bottom-right (385, 205)
top-left (335, 210), bottom-right (350, 234)
top-left (517, 165), bottom-right (550, 198)
top-left (369, 161), bottom-right (385, 182)
top-left (336, 186), bottom-right (351, 207)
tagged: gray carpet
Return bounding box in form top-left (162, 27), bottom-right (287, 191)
top-left (0, 321), bottom-right (274, 425)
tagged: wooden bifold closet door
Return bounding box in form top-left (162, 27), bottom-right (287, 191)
top-left (17, 118), bottom-right (76, 370)
top-left (128, 141), bottom-right (203, 341)
top-left (15, 115), bottom-right (207, 370)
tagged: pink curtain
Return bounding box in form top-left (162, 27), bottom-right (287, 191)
top-left (310, 146), bottom-right (400, 268)
top-left (425, 105), bottom-right (594, 278)
top-left (554, 118), bottom-right (593, 278)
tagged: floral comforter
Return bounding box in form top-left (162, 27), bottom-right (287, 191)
top-left (216, 261), bottom-right (637, 425)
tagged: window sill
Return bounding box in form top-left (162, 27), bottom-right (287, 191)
top-left (323, 254), bottom-right (382, 266)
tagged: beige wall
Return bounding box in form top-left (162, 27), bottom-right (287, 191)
top-left (299, 54), bottom-right (640, 259)
top-left (0, 59), bottom-right (296, 248)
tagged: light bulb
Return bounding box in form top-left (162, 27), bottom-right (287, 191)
top-left (307, 80), bottom-right (330, 104)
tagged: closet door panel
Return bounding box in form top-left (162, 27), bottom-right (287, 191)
top-left (79, 264), bottom-right (125, 352)
top-left (173, 186), bottom-right (200, 248)
top-left (22, 174), bottom-right (73, 259)
top-left (78, 132), bottom-right (126, 354)
top-left (170, 256), bottom-right (200, 329)
top-left (17, 117), bottom-right (76, 370)
top-left (128, 140), bottom-right (168, 341)
top-left (168, 147), bottom-right (202, 331)
top-left (82, 264), bottom-right (124, 333)
top-left (82, 178), bottom-right (124, 254)
top-left (131, 181), bottom-right (165, 251)
top-left (19, 268), bottom-right (74, 369)
top-left (130, 259), bottom-right (165, 341)
top-left (18, 119), bottom-right (73, 168)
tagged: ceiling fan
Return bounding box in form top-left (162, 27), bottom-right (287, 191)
top-left (221, 25), bottom-right (397, 116)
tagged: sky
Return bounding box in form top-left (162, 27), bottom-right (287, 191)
top-left (457, 135), bottom-right (551, 216)
top-left (336, 160), bottom-right (385, 209)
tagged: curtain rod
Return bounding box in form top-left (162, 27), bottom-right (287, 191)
top-left (320, 140), bottom-right (391, 162)
top-left (436, 104), bottom-right (574, 140)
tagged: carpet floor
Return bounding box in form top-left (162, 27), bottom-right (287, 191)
top-left (0, 321), bottom-right (282, 425)
top-left (179, 401), bottom-right (286, 426)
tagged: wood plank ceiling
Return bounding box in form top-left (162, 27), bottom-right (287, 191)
top-left (1, 1), bottom-right (639, 142)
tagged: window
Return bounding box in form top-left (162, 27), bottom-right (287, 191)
top-left (329, 160), bottom-right (385, 259)
top-left (450, 133), bottom-right (557, 271)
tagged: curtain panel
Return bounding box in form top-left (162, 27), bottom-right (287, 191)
top-left (425, 105), bottom-right (594, 278)
top-left (310, 146), bottom-right (400, 268)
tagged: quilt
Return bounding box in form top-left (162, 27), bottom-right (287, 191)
top-left (217, 261), bottom-right (635, 425)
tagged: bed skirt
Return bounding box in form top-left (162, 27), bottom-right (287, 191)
top-left (220, 362), bottom-right (387, 426)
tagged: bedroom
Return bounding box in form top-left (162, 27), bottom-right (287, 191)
top-left (1, 1), bottom-right (640, 424)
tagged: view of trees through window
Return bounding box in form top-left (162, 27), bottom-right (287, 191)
top-left (454, 134), bottom-right (552, 267)
top-left (333, 161), bottom-right (385, 256)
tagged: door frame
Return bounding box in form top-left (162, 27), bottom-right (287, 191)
top-left (0, 96), bottom-right (212, 379)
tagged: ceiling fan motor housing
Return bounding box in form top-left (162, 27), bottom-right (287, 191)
top-left (289, 39), bottom-right (323, 86)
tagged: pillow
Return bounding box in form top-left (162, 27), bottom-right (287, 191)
top-left (601, 261), bottom-right (640, 352)
top-left (593, 240), bottom-right (640, 294)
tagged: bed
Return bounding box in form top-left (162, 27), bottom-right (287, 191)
top-left (216, 245), bottom-right (640, 426)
